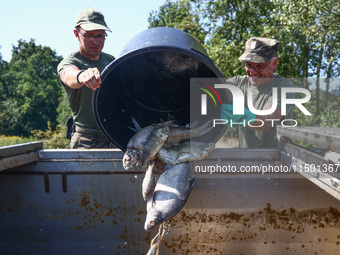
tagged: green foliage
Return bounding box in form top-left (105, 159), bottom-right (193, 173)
top-left (0, 134), bottom-right (36, 147)
top-left (30, 122), bottom-right (70, 149)
top-left (0, 122), bottom-right (69, 149)
top-left (148, 0), bottom-right (340, 130)
top-left (204, 0), bottom-right (280, 77)
top-left (56, 92), bottom-right (72, 125)
top-left (148, 0), bottom-right (207, 44)
top-left (294, 87), bottom-right (340, 127)
top-left (0, 39), bottom-right (63, 136)
top-left (148, 0), bottom-right (339, 79)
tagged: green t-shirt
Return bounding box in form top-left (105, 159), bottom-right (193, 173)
top-left (57, 51), bottom-right (115, 130)
top-left (227, 75), bottom-right (295, 148)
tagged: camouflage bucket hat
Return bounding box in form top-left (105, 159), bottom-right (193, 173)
top-left (239, 37), bottom-right (279, 63)
top-left (75, 7), bottom-right (111, 32)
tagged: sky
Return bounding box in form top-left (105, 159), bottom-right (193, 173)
top-left (0, 0), bottom-right (167, 62)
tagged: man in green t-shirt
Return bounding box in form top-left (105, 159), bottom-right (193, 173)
top-left (221, 37), bottom-right (295, 148)
top-left (57, 8), bottom-right (115, 148)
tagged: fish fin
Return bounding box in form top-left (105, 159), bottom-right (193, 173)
top-left (178, 174), bottom-right (198, 201)
top-left (190, 119), bottom-right (214, 138)
top-left (160, 120), bottom-right (175, 127)
top-left (132, 117), bottom-right (142, 131)
top-left (127, 117), bottom-right (142, 132)
top-left (189, 174), bottom-right (198, 193)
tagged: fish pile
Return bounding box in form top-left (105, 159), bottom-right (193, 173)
top-left (122, 120), bottom-right (214, 171)
top-left (122, 120), bottom-right (215, 254)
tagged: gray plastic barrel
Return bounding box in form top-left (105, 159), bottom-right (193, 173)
top-left (93, 27), bottom-right (226, 151)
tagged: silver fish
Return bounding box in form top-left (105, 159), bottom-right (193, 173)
top-left (146, 242), bottom-right (159, 255)
top-left (122, 121), bottom-right (173, 170)
top-left (144, 162), bottom-right (197, 231)
top-left (158, 141), bottom-right (215, 166)
top-left (145, 224), bottom-right (165, 255)
top-left (142, 161), bottom-right (156, 201)
top-left (142, 159), bottom-right (166, 201)
top-left (123, 120), bottom-right (213, 170)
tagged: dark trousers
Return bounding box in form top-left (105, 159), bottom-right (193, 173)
top-left (70, 125), bottom-right (115, 149)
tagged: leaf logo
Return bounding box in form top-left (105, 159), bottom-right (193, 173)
top-left (199, 83), bottom-right (222, 106)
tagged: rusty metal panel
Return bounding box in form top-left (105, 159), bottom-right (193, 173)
top-left (37, 148), bottom-right (124, 160)
top-left (0, 142), bottom-right (42, 171)
top-left (0, 172), bottom-right (148, 254)
top-left (0, 142), bottom-right (43, 158)
top-left (0, 152), bottom-right (37, 172)
top-left (208, 148), bottom-right (281, 160)
top-left (164, 175), bottom-right (340, 254)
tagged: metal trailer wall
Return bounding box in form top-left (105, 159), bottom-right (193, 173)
top-left (0, 146), bottom-right (339, 255)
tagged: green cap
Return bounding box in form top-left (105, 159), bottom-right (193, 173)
top-left (75, 7), bottom-right (111, 32)
top-left (239, 37), bottom-right (279, 63)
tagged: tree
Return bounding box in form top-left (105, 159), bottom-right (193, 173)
top-left (0, 39), bottom-right (63, 136)
top-left (0, 52), bottom-right (9, 101)
top-left (56, 92), bottom-right (72, 125)
top-left (148, 0), bottom-right (207, 44)
top-left (203, 0), bottom-right (281, 78)
top-left (0, 50), bottom-right (10, 130)
top-left (148, 0), bottom-right (340, 128)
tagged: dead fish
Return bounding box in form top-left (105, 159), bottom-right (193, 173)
top-left (146, 224), bottom-right (164, 255)
top-left (122, 121), bottom-right (173, 170)
top-left (142, 161), bottom-right (156, 201)
top-left (146, 242), bottom-right (159, 255)
top-left (158, 141), bottom-right (215, 166)
top-left (144, 162), bottom-right (197, 231)
top-left (166, 120), bottom-right (213, 146)
top-left (123, 120), bottom-right (214, 170)
top-left (146, 232), bottom-right (161, 255)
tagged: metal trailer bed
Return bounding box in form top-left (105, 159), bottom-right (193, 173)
top-left (0, 127), bottom-right (339, 254)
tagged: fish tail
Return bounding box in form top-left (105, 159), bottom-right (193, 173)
top-left (190, 120), bottom-right (213, 137)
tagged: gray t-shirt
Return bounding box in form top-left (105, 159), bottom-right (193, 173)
top-left (57, 51), bottom-right (115, 129)
top-left (227, 75), bottom-right (295, 148)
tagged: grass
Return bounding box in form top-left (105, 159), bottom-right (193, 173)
top-left (0, 135), bottom-right (36, 147)
top-left (0, 122), bottom-right (70, 149)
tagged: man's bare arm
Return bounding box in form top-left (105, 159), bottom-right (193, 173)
top-left (60, 66), bottom-right (102, 91)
